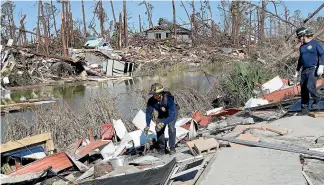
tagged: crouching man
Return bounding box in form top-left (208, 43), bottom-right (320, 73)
top-left (144, 83), bottom-right (179, 155)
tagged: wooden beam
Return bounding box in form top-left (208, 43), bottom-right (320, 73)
top-left (1, 133), bottom-right (53, 153)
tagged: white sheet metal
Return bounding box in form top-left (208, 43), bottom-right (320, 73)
top-left (175, 118), bottom-right (192, 127)
top-left (244, 98), bottom-right (269, 109)
top-left (132, 110), bottom-right (156, 133)
top-left (112, 119), bottom-right (128, 140)
top-left (206, 107), bottom-right (224, 116)
top-left (113, 132), bottom-right (133, 158)
top-left (100, 142), bottom-right (116, 160)
top-left (261, 76), bottom-right (284, 94)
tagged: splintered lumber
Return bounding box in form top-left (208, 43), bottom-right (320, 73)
top-left (0, 133), bottom-right (54, 154)
top-left (308, 112), bottom-right (324, 118)
top-left (210, 136), bottom-right (324, 158)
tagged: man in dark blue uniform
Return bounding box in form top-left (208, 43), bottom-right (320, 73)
top-left (144, 83), bottom-right (178, 155)
top-left (294, 27), bottom-right (324, 111)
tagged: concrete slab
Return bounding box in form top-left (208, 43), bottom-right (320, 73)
top-left (252, 116), bottom-right (324, 148)
top-left (197, 147), bottom-right (305, 185)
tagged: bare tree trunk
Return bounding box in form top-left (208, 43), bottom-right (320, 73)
top-left (181, 0), bottom-right (192, 36)
top-left (107, 29), bottom-right (110, 42)
top-left (110, 0), bottom-right (117, 33)
top-left (231, 1), bottom-right (239, 45)
top-left (206, 0), bottom-right (215, 37)
top-left (248, 9), bottom-right (252, 55)
top-left (47, 14), bottom-right (51, 38)
top-left (99, 0), bottom-right (105, 37)
top-left (123, 0), bottom-right (128, 47)
top-left (143, 0), bottom-right (153, 28)
top-left (191, 0), bottom-right (196, 46)
top-left (81, 0), bottom-right (87, 36)
top-left (172, 0), bottom-right (177, 47)
top-left (18, 15), bottom-right (27, 46)
top-left (139, 14), bottom-right (142, 32)
top-left (37, 1), bottom-right (41, 52)
top-left (51, 0), bottom-right (58, 37)
top-left (65, 0), bottom-right (69, 47)
top-left (118, 13), bottom-right (122, 49)
top-left (259, 0), bottom-right (266, 44)
top-left (61, 0), bottom-right (67, 57)
top-left (70, 12), bottom-right (74, 46)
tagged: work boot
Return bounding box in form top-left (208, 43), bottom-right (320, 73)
top-left (169, 148), bottom-right (176, 155)
top-left (311, 102), bottom-right (318, 109)
top-left (301, 104), bottom-right (309, 114)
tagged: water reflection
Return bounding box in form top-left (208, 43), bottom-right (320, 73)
top-left (1, 71), bottom-right (216, 126)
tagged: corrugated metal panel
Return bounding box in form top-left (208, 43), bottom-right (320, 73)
top-left (260, 79), bottom-right (324, 103)
top-left (9, 152), bottom-right (73, 176)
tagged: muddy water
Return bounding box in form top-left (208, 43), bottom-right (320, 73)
top-left (0, 70), bottom-right (217, 137)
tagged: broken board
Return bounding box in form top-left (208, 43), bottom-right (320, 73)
top-left (308, 112), bottom-right (324, 118)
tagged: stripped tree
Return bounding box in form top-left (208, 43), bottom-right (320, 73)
top-left (139, 0), bottom-right (154, 28)
top-left (172, 0), bottom-right (177, 47)
top-left (81, 0), bottom-right (87, 36)
top-left (123, 0), bottom-right (128, 47)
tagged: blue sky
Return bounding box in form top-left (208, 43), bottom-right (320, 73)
top-left (3, 0), bottom-right (324, 34)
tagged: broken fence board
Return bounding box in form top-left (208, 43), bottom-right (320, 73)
top-left (308, 112), bottom-right (324, 118)
top-left (1, 133), bottom-right (53, 154)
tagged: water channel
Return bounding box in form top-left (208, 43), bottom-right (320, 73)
top-left (0, 70), bottom-right (218, 138)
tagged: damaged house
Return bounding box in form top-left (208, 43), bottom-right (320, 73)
top-left (69, 37), bottom-right (135, 77)
top-left (144, 26), bottom-right (192, 43)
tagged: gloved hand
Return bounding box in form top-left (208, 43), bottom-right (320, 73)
top-left (293, 71), bottom-right (299, 81)
top-left (317, 65), bottom-right (324, 76)
top-left (155, 122), bottom-right (165, 132)
top-left (144, 126), bottom-right (150, 135)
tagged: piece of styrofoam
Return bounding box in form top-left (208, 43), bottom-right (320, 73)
top-left (100, 142), bottom-right (115, 160)
top-left (164, 126), bottom-right (189, 142)
top-left (175, 118), bottom-right (192, 127)
top-left (244, 98), bottom-right (269, 109)
top-left (113, 132), bottom-right (133, 158)
top-left (206, 107), bottom-right (224, 116)
top-left (113, 119), bottom-right (128, 140)
top-left (128, 130), bottom-right (157, 148)
top-left (261, 76), bottom-right (284, 94)
top-left (188, 120), bottom-right (198, 140)
top-left (132, 110), bottom-right (156, 133)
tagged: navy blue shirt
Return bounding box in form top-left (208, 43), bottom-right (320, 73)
top-left (145, 92), bottom-right (177, 126)
top-left (297, 40), bottom-right (324, 71)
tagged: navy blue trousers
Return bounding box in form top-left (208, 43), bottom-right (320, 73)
top-left (300, 67), bottom-right (320, 106)
top-left (156, 112), bottom-right (178, 151)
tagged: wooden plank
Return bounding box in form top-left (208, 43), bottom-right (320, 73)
top-left (1, 133), bottom-right (52, 153)
top-left (230, 133), bottom-right (260, 148)
top-left (45, 139), bottom-right (55, 154)
top-left (308, 112), bottom-right (324, 118)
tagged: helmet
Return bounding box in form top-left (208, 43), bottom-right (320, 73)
top-left (150, 83), bottom-right (164, 94)
top-left (296, 27), bottom-right (313, 37)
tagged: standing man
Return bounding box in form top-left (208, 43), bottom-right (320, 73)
top-left (144, 83), bottom-right (179, 155)
top-left (294, 27), bottom-right (324, 112)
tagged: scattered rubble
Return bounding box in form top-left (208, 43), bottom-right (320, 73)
top-left (1, 71), bottom-right (324, 185)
